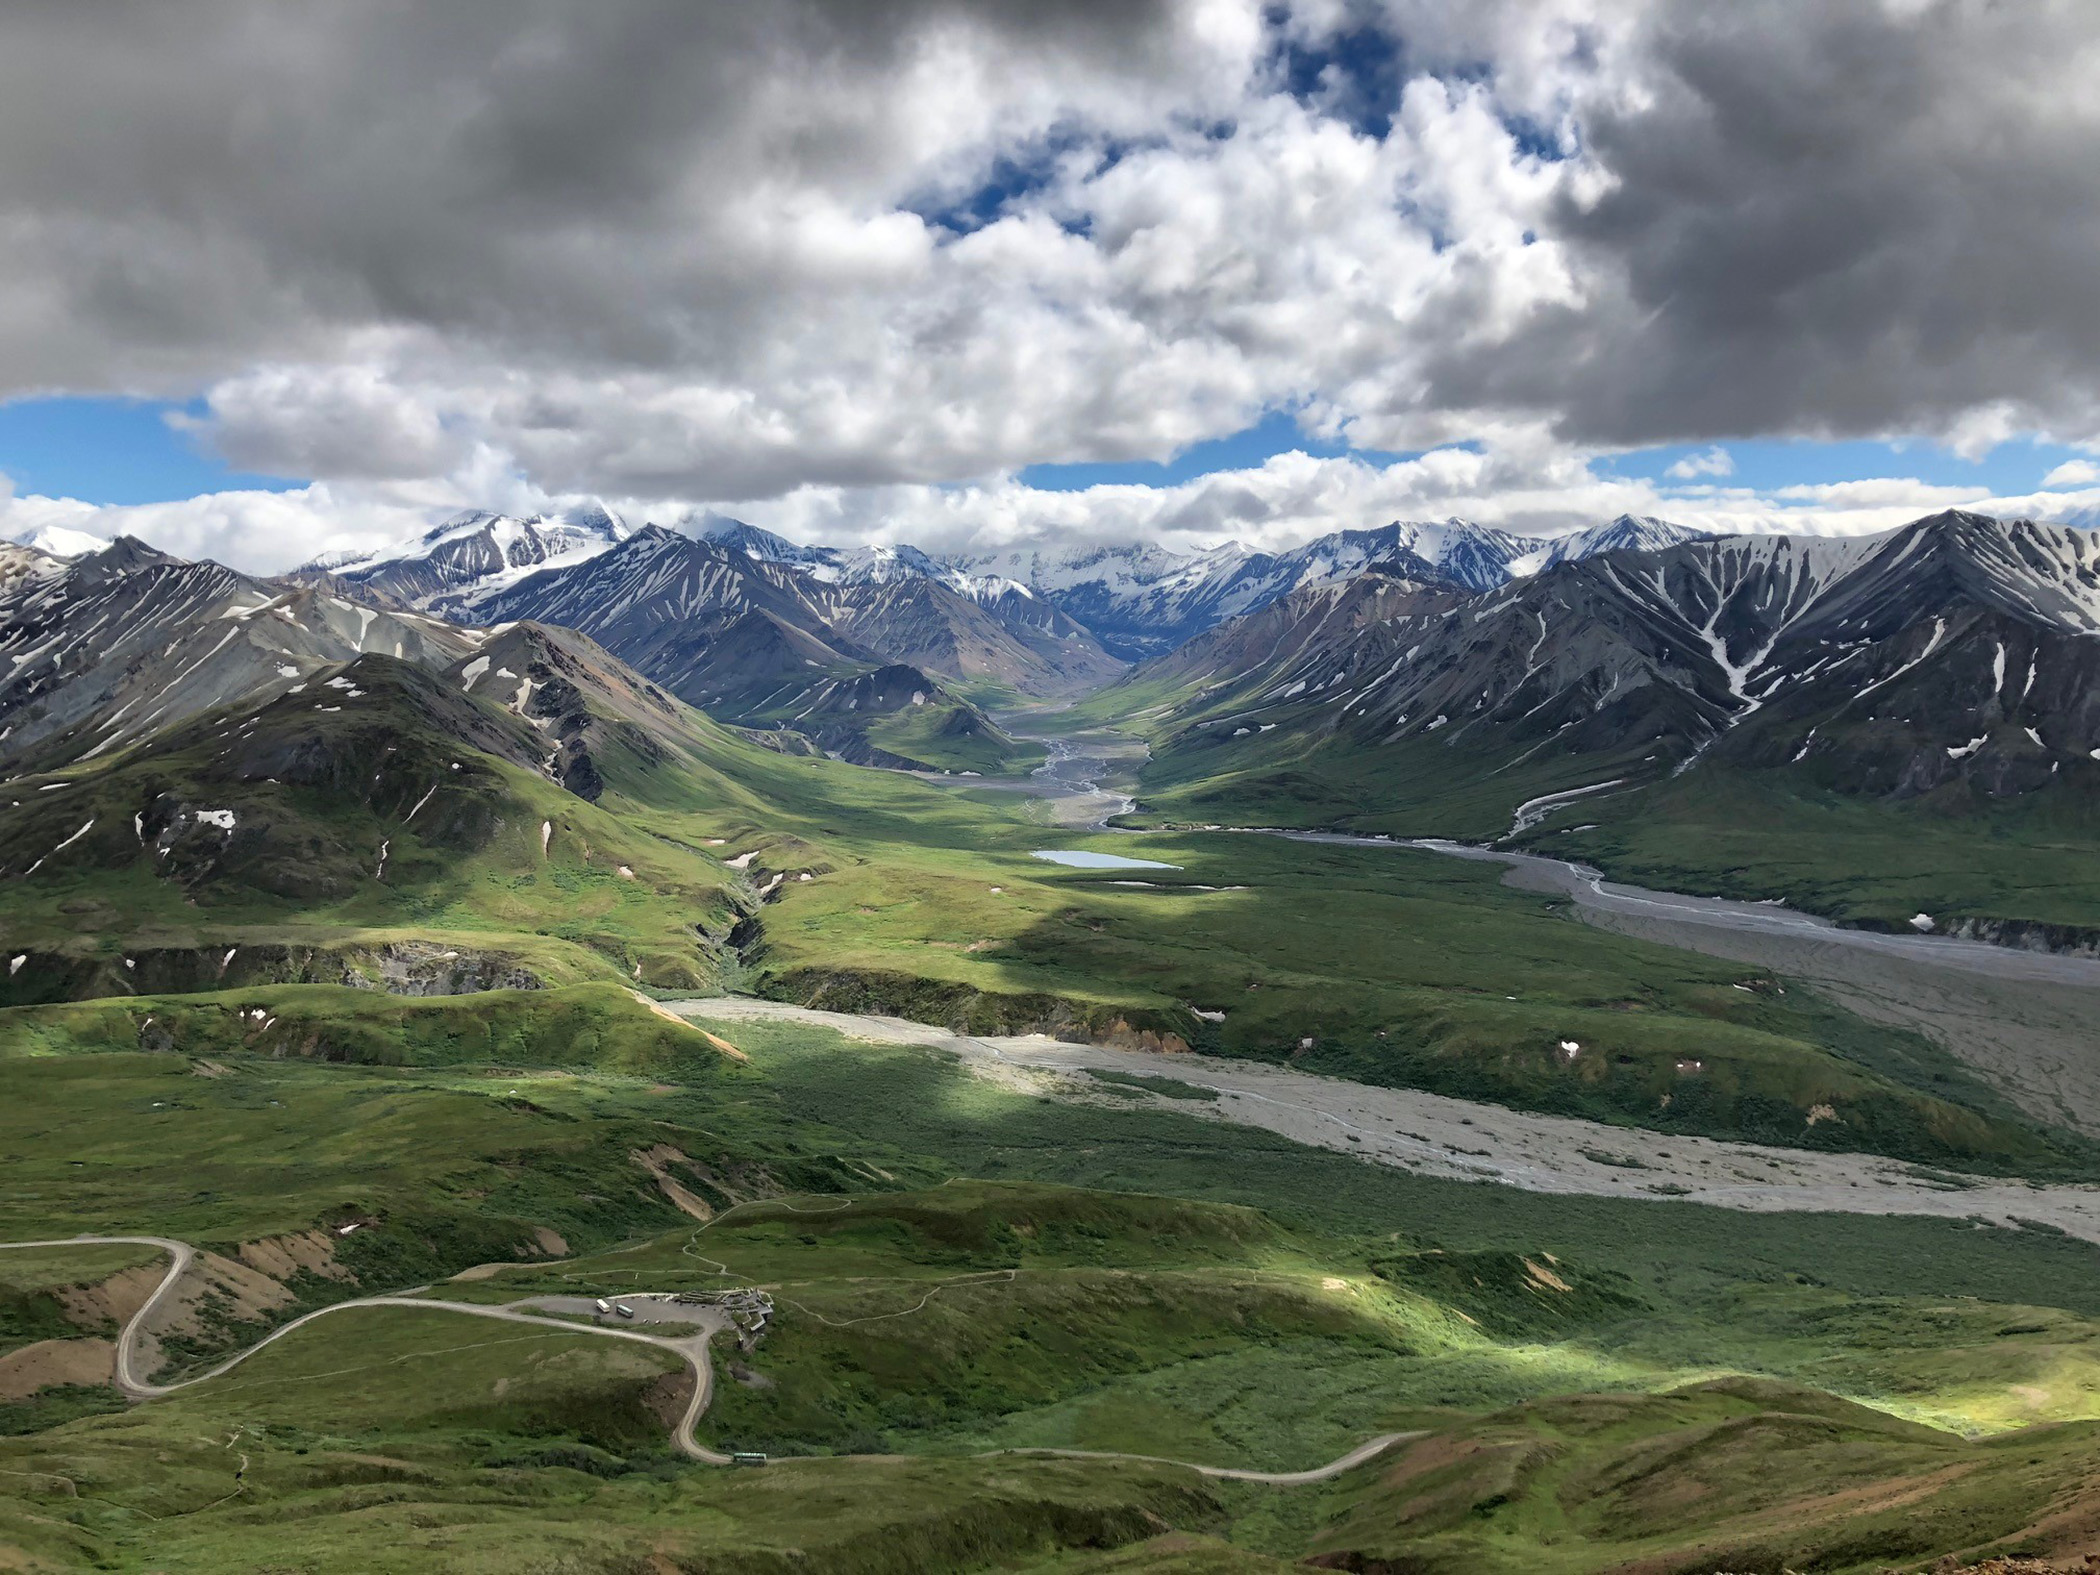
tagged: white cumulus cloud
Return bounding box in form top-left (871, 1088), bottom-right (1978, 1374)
top-left (1666, 446), bottom-right (1735, 480)
top-left (4, 0), bottom-right (2100, 566)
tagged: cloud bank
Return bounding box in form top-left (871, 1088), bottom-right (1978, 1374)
top-left (7, 448), bottom-right (2098, 577)
top-left (3, 0), bottom-right (2099, 564)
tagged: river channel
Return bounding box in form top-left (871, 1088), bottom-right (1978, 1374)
top-left (968, 718), bottom-right (2100, 1134)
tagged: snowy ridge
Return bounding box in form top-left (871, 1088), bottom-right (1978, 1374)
top-left (6, 523), bottom-right (110, 562)
top-left (693, 519), bottom-right (1026, 603)
top-left (948, 515), bottom-right (1709, 659)
top-left (1526, 515), bottom-right (1706, 575)
top-left (0, 537), bottom-right (482, 766)
top-left (298, 503), bottom-right (633, 612)
top-left (1145, 509), bottom-right (2100, 810)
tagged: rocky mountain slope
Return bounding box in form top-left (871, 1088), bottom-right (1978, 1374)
top-left (0, 537), bottom-right (485, 772)
top-left (446, 530), bottom-right (1055, 766)
top-left (1122, 510), bottom-right (2100, 830)
top-left (454, 527), bottom-right (1072, 766)
top-left (443, 620), bottom-right (731, 802)
top-left (809, 573), bottom-right (1122, 697)
top-left (329, 512), bottom-right (1122, 699)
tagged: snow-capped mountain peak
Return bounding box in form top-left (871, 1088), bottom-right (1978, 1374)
top-left (691, 515), bottom-right (820, 566)
top-left (6, 522), bottom-right (111, 562)
top-left (298, 503), bottom-right (631, 612)
top-left (1535, 513), bottom-right (1705, 573)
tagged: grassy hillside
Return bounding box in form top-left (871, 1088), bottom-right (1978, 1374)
top-left (1293, 1379), bottom-right (2100, 1575)
top-left (1529, 763), bottom-right (2100, 934)
top-left (725, 666), bottom-right (1049, 776)
top-left (7, 992), bottom-right (2100, 1568)
top-left (673, 1010), bottom-right (2100, 1435)
top-left (1121, 715), bottom-right (1650, 845)
top-left (863, 694), bottom-right (1049, 775)
top-left (0, 984), bottom-right (888, 1396)
top-left (1082, 666), bottom-right (2100, 936)
top-left (0, 658), bottom-right (754, 1000)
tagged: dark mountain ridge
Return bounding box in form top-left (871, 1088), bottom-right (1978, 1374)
top-left (0, 537), bottom-right (483, 772)
top-left (1129, 511), bottom-right (2100, 827)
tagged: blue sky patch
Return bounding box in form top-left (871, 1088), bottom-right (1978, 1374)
top-left (1018, 410), bottom-right (1403, 491)
top-left (0, 396), bottom-right (298, 505)
top-left (1270, 13), bottom-right (1405, 140)
top-left (1607, 437), bottom-right (2088, 498)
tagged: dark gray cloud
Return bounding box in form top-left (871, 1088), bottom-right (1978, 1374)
top-left (4, 0), bottom-right (2099, 515)
top-left (0, 0), bottom-right (1204, 385)
top-left (1413, 0), bottom-right (2100, 449)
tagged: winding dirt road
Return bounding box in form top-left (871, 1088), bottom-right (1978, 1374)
top-left (0, 1235), bottom-right (1408, 1483)
top-left (0, 1237), bottom-right (732, 1463)
top-left (1004, 1430), bottom-right (1420, 1484)
top-left (0, 1235), bottom-right (195, 1396)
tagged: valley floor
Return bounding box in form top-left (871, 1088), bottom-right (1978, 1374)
top-left (1318, 831), bottom-right (2100, 1135)
top-left (671, 996), bottom-right (2100, 1241)
top-left (944, 715), bottom-right (2100, 1137)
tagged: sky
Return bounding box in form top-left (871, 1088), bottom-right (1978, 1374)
top-left (4, 0), bottom-right (2100, 573)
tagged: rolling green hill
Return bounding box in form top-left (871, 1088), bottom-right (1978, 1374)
top-left (4, 538), bottom-right (2099, 1571)
top-left (6, 994), bottom-right (2100, 1569)
top-left (7, 642), bottom-right (2085, 1169)
top-left (0, 653), bottom-right (754, 1000)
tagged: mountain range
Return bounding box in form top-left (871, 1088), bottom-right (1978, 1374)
top-left (290, 506), bottom-right (1703, 662)
top-left (285, 509), bottom-right (1080, 770)
top-left (14, 502), bottom-right (1708, 672)
top-left (953, 514), bottom-right (1703, 658)
top-left (1122, 510), bottom-right (2100, 842)
top-left (9, 505), bottom-right (2096, 845)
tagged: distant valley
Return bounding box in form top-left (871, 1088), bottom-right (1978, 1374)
top-left (6, 502), bottom-right (2100, 1575)
top-left (8, 503), bottom-right (2099, 937)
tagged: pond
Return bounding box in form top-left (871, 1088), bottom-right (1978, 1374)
top-left (1030, 849), bottom-right (1182, 870)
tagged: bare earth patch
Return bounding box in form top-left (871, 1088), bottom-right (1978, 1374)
top-left (0, 1338), bottom-right (115, 1400)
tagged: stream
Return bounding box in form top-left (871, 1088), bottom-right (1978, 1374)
top-left (960, 718), bottom-right (2100, 1135)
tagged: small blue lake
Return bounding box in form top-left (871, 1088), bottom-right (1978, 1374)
top-left (1030, 849), bottom-right (1181, 870)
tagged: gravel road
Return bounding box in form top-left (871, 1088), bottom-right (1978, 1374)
top-left (1003, 1429), bottom-right (1420, 1484)
top-left (0, 1238), bottom-right (1414, 1482)
top-left (0, 1239), bottom-right (732, 1462)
